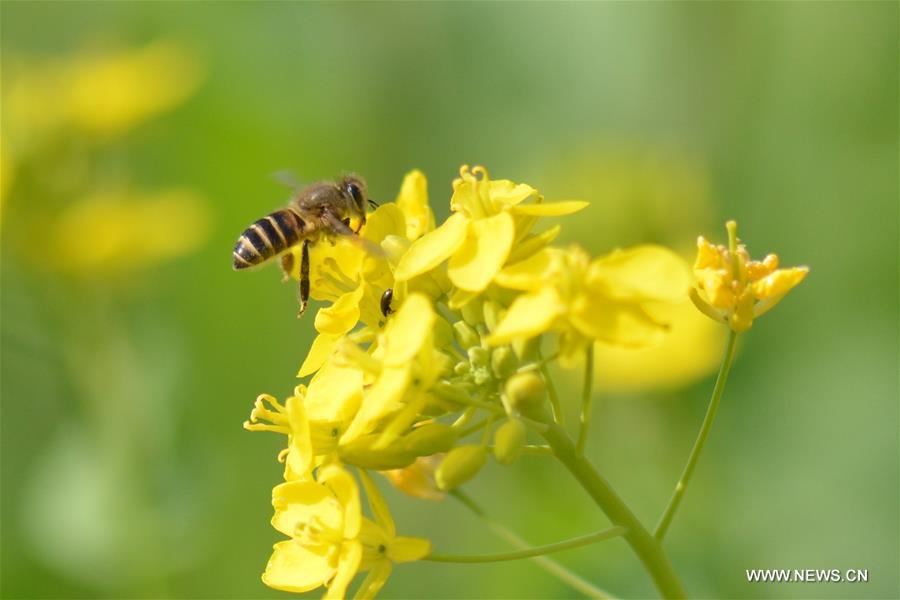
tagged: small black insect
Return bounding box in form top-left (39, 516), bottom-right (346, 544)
top-left (380, 288), bottom-right (394, 317)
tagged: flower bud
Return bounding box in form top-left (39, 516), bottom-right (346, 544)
top-left (493, 418), bottom-right (527, 465)
top-left (453, 321), bottom-right (479, 349)
top-left (339, 434), bottom-right (416, 470)
top-left (403, 423), bottom-right (458, 457)
top-left (504, 372), bottom-right (547, 419)
top-left (432, 314), bottom-right (454, 349)
top-left (467, 346), bottom-right (490, 368)
top-left (435, 445), bottom-right (487, 490)
top-left (460, 298), bottom-right (484, 326)
top-left (490, 346), bottom-right (517, 380)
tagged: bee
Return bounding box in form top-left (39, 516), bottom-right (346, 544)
top-left (232, 174), bottom-right (378, 316)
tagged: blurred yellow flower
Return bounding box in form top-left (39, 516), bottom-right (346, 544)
top-left (46, 187), bottom-right (209, 274)
top-left (5, 40), bottom-right (202, 143)
top-left (394, 165), bottom-right (587, 294)
top-left (594, 298), bottom-right (726, 392)
top-left (382, 456), bottom-right (445, 501)
top-left (691, 221), bottom-right (809, 332)
top-left (488, 244), bottom-right (691, 365)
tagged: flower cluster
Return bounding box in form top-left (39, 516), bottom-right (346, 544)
top-left (244, 167), bottom-right (807, 598)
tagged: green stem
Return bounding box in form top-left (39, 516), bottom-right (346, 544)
top-left (425, 526), bottom-right (625, 563)
top-left (451, 490), bottom-right (616, 599)
top-left (654, 328), bottom-right (739, 541)
top-left (576, 344), bottom-right (595, 455)
top-left (540, 364), bottom-right (564, 425)
top-left (542, 424), bottom-right (687, 599)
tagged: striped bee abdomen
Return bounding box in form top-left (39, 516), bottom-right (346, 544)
top-left (233, 209), bottom-right (305, 270)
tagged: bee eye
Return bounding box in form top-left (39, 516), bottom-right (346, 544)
top-left (346, 182), bottom-right (364, 206)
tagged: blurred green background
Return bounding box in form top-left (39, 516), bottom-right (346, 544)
top-left (1, 3), bottom-right (897, 599)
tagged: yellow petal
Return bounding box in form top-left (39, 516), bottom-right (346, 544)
top-left (285, 394), bottom-right (314, 480)
top-left (323, 541), bottom-right (362, 600)
top-left (342, 366), bottom-right (410, 443)
top-left (386, 536), bottom-right (431, 563)
top-left (395, 169), bottom-right (434, 240)
top-left (262, 540), bottom-right (332, 593)
top-left (306, 362), bottom-right (363, 423)
top-left (693, 236), bottom-right (724, 271)
top-left (751, 266), bottom-right (808, 300)
top-left (394, 213), bottom-right (469, 281)
top-left (353, 560), bottom-right (392, 600)
top-left (298, 334), bottom-right (339, 378)
top-left (589, 245), bottom-right (690, 303)
top-left (570, 293), bottom-right (668, 347)
top-left (271, 481), bottom-right (339, 537)
top-left (309, 238), bottom-right (364, 301)
top-left (314, 285), bottom-right (365, 335)
top-left (489, 179), bottom-right (537, 206)
top-left (506, 225), bottom-right (561, 265)
top-left (362, 203), bottom-right (406, 245)
top-left (448, 211), bottom-right (514, 292)
top-left (495, 248), bottom-right (556, 291)
top-left (382, 293), bottom-right (435, 366)
top-left (509, 200), bottom-right (589, 216)
top-left (319, 464), bottom-right (362, 538)
top-left (486, 287), bottom-right (565, 346)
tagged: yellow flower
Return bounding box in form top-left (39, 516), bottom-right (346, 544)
top-left (354, 470), bottom-right (432, 598)
top-left (691, 221), bottom-right (808, 332)
top-left (394, 165), bottom-right (587, 294)
top-left (262, 465), bottom-right (430, 599)
top-left (296, 171), bottom-right (441, 377)
top-left (487, 244), bottom-right (691, 365)
top-left (244, 363), bottom-right (363, 480)
top-left (382, 456), bottom-right (445, 501)
top-left (45, 187), bottom-right (209, 274)
top-left (340, 293), bottom-right (450, 447)
top-left (5, 40), bottom-right (202, 142)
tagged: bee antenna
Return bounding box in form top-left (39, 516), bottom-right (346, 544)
top-left (368, 199), bottom-right (379, 209)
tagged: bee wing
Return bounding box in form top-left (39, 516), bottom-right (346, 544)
top-left (270, 169), bottom-right (308, 192)
top-left (321, 210), bottom-right (386, 258)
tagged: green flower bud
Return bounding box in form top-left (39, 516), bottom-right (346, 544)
top-left (403, 423), bottom-right (458, 457)
top-left (467, 346), bottom-right (490, 368)
top-left (493, 418), bottom-right (527, 465)
top-left (490, 346), bottom-right (517, 380)
top-left (435, 445), bottom-right (487, 490)
top-left (460, 298), bottom-right (484, 326)
top-left (433, 314), bottom-right (454, 349)
top-left (504, 372), bottom-right (547, 419)
top-left (339, 434), bottom-right (416, 470)
top-left (453, 321), bottom-right (480, 349)
top-left (454, 361), bottom-right (470, 376)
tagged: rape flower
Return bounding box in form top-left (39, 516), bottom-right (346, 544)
top-left (487, 244), bottom-right (691, 365)
top-left (691, 221), bottom-right (808, 332)
top-left (5, 40), bottom-right (202, 143)
top-left (394, 165), bottom-right (587, 295)
top-left (297, 171), bottom-right (440, 377)
top-left (46, 187), bottom-right (209, 274)
top-left (263, 464), bottom-right (430, 598)
top-left (340, 293), bottom-right (450, 447)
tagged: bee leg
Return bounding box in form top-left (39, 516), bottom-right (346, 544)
top-left (280, 253), bottom-right (294, 283)
top-left (297, 240), bottom-right (310, 318)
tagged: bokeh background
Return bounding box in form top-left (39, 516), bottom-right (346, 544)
top-left (2, 3), bottom-right (897, 599)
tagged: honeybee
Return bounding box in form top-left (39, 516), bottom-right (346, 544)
top-left (232, 174), bottom-right (378, 316)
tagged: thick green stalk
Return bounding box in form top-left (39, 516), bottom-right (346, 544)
top-left (425, 526), bottom-right (625, 563)
top-left (654, 328), bottom-right (739, 540)
top-left (542, 424), bottom-right (687, 599)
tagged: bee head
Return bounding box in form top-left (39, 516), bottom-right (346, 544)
top-left (341, 174), bottom-right (369, 220)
